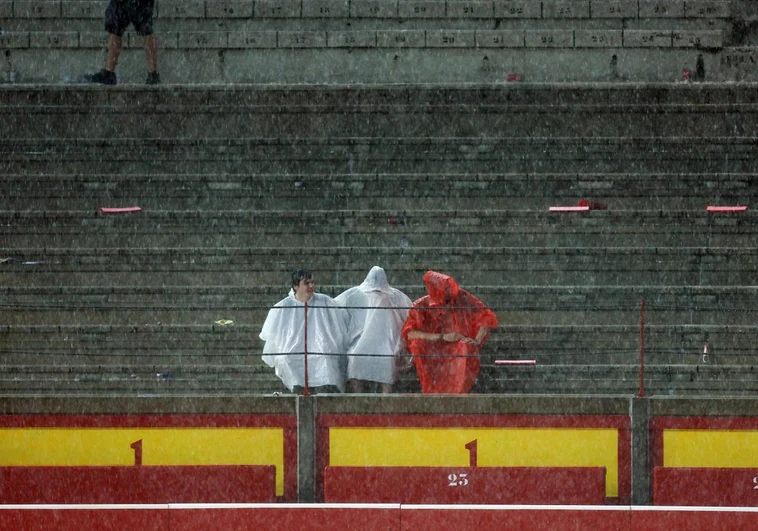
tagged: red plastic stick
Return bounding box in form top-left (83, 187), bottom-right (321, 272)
top-left (706, 206), bottom-right (748, 213)
top-left (99, 207), bottom-right (142, 213)
top-left (549, 206), bottom-right (589, 212)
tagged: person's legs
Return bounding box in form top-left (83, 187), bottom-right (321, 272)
top-left (143, 35), bottom-right (158, 73)
top-left (312, 385), bottom-right (341, 394)
top-left (143, 35), bottom-right (160, 84)
top-left (105, 33), bottom-right (123, 72)
top-left (88, 0), bottom-right (126, 84)
top-left (292, 385), bottom-right (341, 395)
top-left (353, 380), bottom-right (392, 393)
top-left (133, 0), bottom-right (160, 83)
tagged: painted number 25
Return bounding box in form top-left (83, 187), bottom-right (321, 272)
top-left (753, 476), bottom-right (758, 490)
top-left (448, 473), bottom-right (469, 487)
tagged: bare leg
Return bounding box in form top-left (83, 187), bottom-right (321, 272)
top-left (381, 383), bottom-right (393, 394)
top-left (348, 379), bottom-right (364, 393)
top-left (105, 33), bottom-right (122, 72)
top-left (143, 35), bottom-right (158, 73)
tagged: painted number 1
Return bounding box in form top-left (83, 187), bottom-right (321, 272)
top-left (131, 439), bottom-right (143, 466)
top-left (465, 439), bottom-right (478, 467)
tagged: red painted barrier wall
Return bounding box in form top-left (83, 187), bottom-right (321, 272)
top-left (317, 414), bottom-right (632, 504)
top-left (0, 507), bottom-right (168, 531)
top-left (0, 414), bottom-right (299, 502)
top-left (169, 504), bottom-right (401, 531)
top-left (1, 504), bottom-right (756, 531)
top-left (630, 507), bottom-right (758, 530)
top-left (324, 466), bottom-right (606, 505)
top-left (399, 506), bottom-right (631, 531)
top-left (0, 466), bottom-right (276, 504)
top-left (653, 467), bottom-right (758, 506)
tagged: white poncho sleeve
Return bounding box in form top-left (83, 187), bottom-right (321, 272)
top-left (260, 293), bottom-right (349, 391)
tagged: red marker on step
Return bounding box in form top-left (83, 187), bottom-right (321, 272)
top-left (706, 206), bottom-right (748, 213)
top-left (99, 207), bottom-right (142, 213)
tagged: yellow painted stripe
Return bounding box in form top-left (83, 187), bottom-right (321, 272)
top-left (664, 430), bottom-right (758, 468)
top-left (330, 427), bottom-right (619, 497)
top-left (0, 428), bottom-right (285, 496)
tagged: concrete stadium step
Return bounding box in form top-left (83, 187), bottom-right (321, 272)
top-left (3, 85), bottom-right (756, 138)
top-left (2, 246), bottom-right (756, 286)
top-left (480, 364), bottom-right (758, 395)
top-left (2, 317), bottom-right (754, 395)
top-left (0, 364), bottom-right (282, 396)
top-left (3, 173), bottom-right (754, 211)
top-left (6, 84), bottom-right (756, 111)
top-left (484, 364), bottom-right (758, 382)
top-left (0, 0), bottom-right (742, 85)
top-left (0, 0), bottom-right (731, 22)
top-left (0, 0), bottom-right (731, 24)
top-left (1, 285), bottom-right (756, 327)
top-left (1, 136), bottom-right (756, 174)
top-left (486, 325), bottom-right (758, 365)
top-left (0, 362), bottom-right (753, 396)
top-left (2, 209), bottom-right (756, 249)
top-left (0, 32), bottom-right (738, 84)
top-left (0, 364), bottom-right (269, 378)
top-left (2, 323), bottom-right (756, 366)
top-left (0, 347), bottom-right (259, 369)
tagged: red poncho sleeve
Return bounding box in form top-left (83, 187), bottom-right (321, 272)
top-left (456, 290), bottom-right (499, 340)
top-left (401, 297), bottom-right (430, 342)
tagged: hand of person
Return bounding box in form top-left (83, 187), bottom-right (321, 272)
top-left (442, 332), bottom-right (465, 342)
top-left (395, 354), bottom-right (414, 372)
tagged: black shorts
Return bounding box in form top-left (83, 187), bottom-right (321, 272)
top-left (105, 0), bottom-right (155, 37)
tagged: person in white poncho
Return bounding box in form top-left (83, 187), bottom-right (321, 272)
top-left (260, 269), bottom-right (349, 393)
top-left (335, 266), bottom-right (412, 393)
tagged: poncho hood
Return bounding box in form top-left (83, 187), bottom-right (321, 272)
top-left (423, 270), bottom-right (460, 305)
top-left (359, 265), bottom-right (393, 294)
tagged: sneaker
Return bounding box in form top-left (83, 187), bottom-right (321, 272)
top-left (86, 68), bottom-right (117, 85)
top-left (146, 71), bottom-right (161, 85)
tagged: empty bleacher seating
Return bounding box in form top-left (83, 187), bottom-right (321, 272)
top-left (1, 82), bottom-right (757, 397)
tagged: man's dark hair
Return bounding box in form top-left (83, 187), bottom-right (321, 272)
top-left (291, 268), bottom-right (313, 288)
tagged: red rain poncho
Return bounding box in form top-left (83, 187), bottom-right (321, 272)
top-left (401, 271), bottom-right (499, 393)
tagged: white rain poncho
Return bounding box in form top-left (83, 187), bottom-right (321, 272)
top-left (260, 291), bottom-right (348, 392)
top-left (335, 266), bottom-right (412, 385)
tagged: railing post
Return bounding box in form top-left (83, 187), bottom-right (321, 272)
top-left (631, 396), bottom-right (651, 505)
top-left (303, 301), bottom-right (310, 397)
top-left (297, 394), bottom-right (316, 502)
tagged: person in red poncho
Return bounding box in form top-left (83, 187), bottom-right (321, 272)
top-left (401, 271), bottom-right (499, 394)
